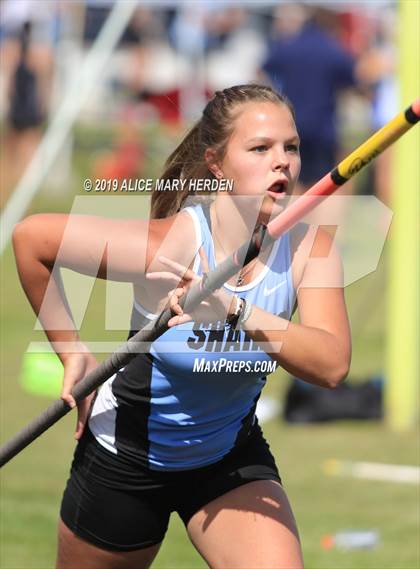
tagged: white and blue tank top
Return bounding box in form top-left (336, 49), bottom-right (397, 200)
top-left (89, 203), bottom-right (295, 471)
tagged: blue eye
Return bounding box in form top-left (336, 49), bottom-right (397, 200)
top-left (286, 144), bottom-right (299, 153)
top-left (251, 145), bottom-right (268, 153)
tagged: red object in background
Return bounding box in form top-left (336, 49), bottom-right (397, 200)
top-left (93, 139), bottom-right (144, 181)
top-left (146, 89), bottom-right (181, 123)
top-left (339, 10), bottom-right (374, 56)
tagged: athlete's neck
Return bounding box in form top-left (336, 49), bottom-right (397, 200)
top-left (211, 194), bottom-right (266, 257)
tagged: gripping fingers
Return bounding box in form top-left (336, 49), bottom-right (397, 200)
top-left (146, 271), bottom-right (181, 285)
top-left (168, 312), bottom-right (192, 327)
top-left (75, 392), bottom-right (95, 440)
top-left (61, 375), bottom-right (77, 409)
top-left (169, 287), bottom-right (185, 316)
top-left (167, 287), bottom-right (197, 326)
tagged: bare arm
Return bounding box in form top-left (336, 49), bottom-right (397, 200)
top-left (12, 213), bottom-right (151, 342)
top-left (12, 210), bottom-right (198, 353)
top-left (242, 228), bottom-right (351, 388)
top-left (12, 212), bottom-right (164, 436)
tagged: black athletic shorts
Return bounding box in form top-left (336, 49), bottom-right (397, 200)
top-left (60, 422), bottom-right (281, 552)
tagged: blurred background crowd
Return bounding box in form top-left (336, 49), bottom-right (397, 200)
top-left (0, 0), bottom-right (398, 205)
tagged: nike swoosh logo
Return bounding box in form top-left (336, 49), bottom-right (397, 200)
top-left (263, 280), bottom-right (287, 296)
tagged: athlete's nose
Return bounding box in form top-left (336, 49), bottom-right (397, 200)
top-left (272, 148), bottom-right (289, 172)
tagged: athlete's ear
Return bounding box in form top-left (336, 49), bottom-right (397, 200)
top-left (205, 148), bottom-right (224, 179)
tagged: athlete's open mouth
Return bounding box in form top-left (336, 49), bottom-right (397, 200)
top-left (266, 180), bottom-right (288, 197)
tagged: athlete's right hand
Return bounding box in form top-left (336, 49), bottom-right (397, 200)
top-left (61, 351), bottom-right (99, 440)
top-left (146, 249), bottom-right (234, 326)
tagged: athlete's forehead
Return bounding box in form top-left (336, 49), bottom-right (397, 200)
top-left (230, 101), bottom-right (298, 143)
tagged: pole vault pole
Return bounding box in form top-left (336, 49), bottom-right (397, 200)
top-left (0, 100), bottom-right (419, 468)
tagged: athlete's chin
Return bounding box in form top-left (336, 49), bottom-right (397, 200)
top-left (257, 196), bottom-right (287, 224)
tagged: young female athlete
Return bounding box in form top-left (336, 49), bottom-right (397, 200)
top-left (12, 84), bottom-right (351, 569)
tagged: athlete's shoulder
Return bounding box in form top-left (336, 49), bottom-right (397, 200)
top-left (289, 222), bottom-right (311, 257)
top-left (288, 223), bottom-right (339, 290)
top-left (289, 222), bottom-right (336, 256)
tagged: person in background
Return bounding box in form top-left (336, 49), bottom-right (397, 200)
top-left (0, 1), bottom-right (54, 204)
top-left (260, 5), bottom-right (357, 192)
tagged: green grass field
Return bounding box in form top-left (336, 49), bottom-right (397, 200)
top-left (1, 126), bottom-right (419, 568)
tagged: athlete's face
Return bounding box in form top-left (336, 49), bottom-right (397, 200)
top-left (218, 101), bottom-right (301, 221)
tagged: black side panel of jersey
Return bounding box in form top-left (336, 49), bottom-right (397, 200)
top-left (112, 305), bottom-right (154, 466)
top-left (112, 352), bottom-right (154, 466)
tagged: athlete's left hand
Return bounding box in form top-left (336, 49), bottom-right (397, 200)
top-left (146, 248), bottom-right (235, 327)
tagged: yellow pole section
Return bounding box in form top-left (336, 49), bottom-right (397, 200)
top-left (386, 0), bottom-right (420, 431)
